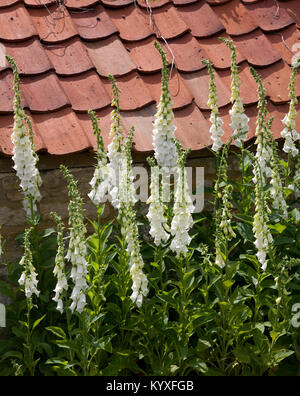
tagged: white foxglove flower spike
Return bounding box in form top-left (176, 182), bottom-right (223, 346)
top-left (281, 60), bottom-right (300, 157)
top-left (51, 212), bottom-right (68, 314)
top-left (220, 38), bottom-right (249, 148)
top-left (61, 165), bottom-right (88, 314)
top-left (170, 141), bottom-right (194, 257)
top-left (202, 59), bottom-right (224, 152)
top-left (88, 110), bottom-right (111, 206)
top-left (18, 227), bottom-right (39, 299)
top-left (6, 56), bottom-right (42, 218)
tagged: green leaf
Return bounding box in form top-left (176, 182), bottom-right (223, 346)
top-left (233, 346), bottom-right (251, 364)
top-left (46, 326), bottom-right (67, 339)
top-left (32, 314), bottom-right (46, 331)
top-left (236, 222), bottom-right (255, 242)
top-left (268, 224), bottom-right (287, 234)
top-left (188, 358), bottom-right (208, 373)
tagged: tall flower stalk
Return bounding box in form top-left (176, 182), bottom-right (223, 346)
top-left (250, 68), bottom-right (274, 270)
top-left (119, 128), bottom-right (148, 307)
top-left (107, 75), bottom-right (125, 209)
top-left (219, 38), bottom-right (249, 148)
top-left (170, 141), bottom-right (194, 257)
top-left (50, 212), bottom-right (68, 314)
top-left (281, 59), bottom-right (300, 158)
top-left (61, 165), bottom-right (88, 314)
top-left (6, 56), bottom-right (42, 220)
top-left (202, 59), bottom-right (224, 152)
top-left (147, 41), bottom-right (179, 246)
top-left (88, 110), bottom-right (111, 206)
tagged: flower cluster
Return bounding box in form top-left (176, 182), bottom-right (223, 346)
top-left (250, 69), bottom-right (275, 270)
top-left (107, 75), bottom-right (126, 209)
top-left (170, 142), bottom-right (194, 257)
top-left (61, 165), bottom-right (88, 314)
top-left (152, 41), bottom-right (178, 170)
top-left (281, 60), bottom-right (299, 157)
top-left (250, 68), bottom-right (273, 185)
top-left (18, 227), bottom-right (39, 299)
top-left (6, 56), bottom-right (42, 218)
top-left (220, 38), bottom-right (249, 148)
top-left (146, 159), bottom-right (169, 246)
top-left (253, 160), bottom-right (273, 271)
top-left (202, 59), bottom-right (224, 152)
top-left (88, 110), bottom-right (111, 206)
top-left (213, 142), bottom-right (235, 268)
top-left (51, 212), bottom-right (68, 314)
top-left (119, 129), bottom-right (148, 306)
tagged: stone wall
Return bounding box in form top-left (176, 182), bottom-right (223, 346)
top-left (0, 150), bottom-right (240, 262)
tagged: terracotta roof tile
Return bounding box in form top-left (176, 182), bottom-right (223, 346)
top-left (32, 108), bottom-right (92, 155)
top-left (173, 103), bottom-right (211, 149)
top-left (218, 61), bottom-right (258, 105)
top-left (21, 71), bottom-right (70, 112)
top-left (76, 106), bottom-right (112, 151)
top-left (138, 0), bottom-right (171, 9)
top-left (176, 2), bottom-right (225, 38)
top-left (0, 70), bottom-right (27, 113)
top-left (181, 69), bottom-right (231, 110)
top-left (0, 4), bottom-right (37, 42)
top-left (101, 0), bottom-right (134, 8)
top-left (206, 0), bottom-right (232, 5)
top-left (29, 5), bottom-right (78, 43)
top-left (234, 29), bottom-right (281, 66)
top-left (151, 4), bottom-right (189, 40)
top-left (0, 111), bottom-right (47, 155)
top-left (244, 0), bottom-right (295, 32)
top-left (267, 24), bottom-right (300, 65)
top-left (0, 0), bottom-right (299, 156)
top-left (70, 5), bottom-right (118, 41)
top-left (4, 38), bottom-right (53, 75)
top-left (84, 34), bottom-right (136, 77)
top-left (106, 5), bottom-right (152, 42)
top-left (125, 37), bottom-right (172, 74)
top-left (212, 0), bottom-right (258, 36)
top-left (197, 33), bottom-right (246, 69)
top-left (24, 0), bottom-right (56, 6)
top-left (0, 1), bottom-right (20, 8)
top-left (121, 104), bottom-right (155, 152)
top-left (64, 0), bottom-right (101, 9)
top-left (260, 60), bottom-right (300, 104)
top-left (278, 0), bottom-right (300, 29)
top-left (102, 71), bottom-right (155, 111)
top-left (141, 69), bottom-right (193, 109)
top-left (44, 37), bottom-right (94, 76)
top-left (168, 34), bottom-right (207, 73)
top-left (59, 70), bottom-right (111, 112)
top-left (172, 0), bottom-right (199, 6)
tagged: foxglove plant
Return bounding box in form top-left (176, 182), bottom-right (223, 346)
top-left (281, 59), bottom-right (300, 157)
top-left (250, 69), bottom-right (274, 270)
top-left (170, 141), bottom-right (194, 257)
top-left (152, 41), bottom-right (178, 171)
top-left (220, 38), bottom-right (249, 148)
top-left (88, 110), bottom-right (111, 206)
top-left (18, 227), bottom-right (39, 299)
top-left (61, 165), bottom-right (88, 314)
top-left (202, 59), bottom-right (224, 152)
top-left (51, 212), bottom-right (68, 314)
top-left (6, 56), bottom-right (42, 219)
top-left (213, 141), bottom-right (235, 268)
top-left (107, 75), bottom-right (126, 209)
top-left (119, 128), bottom-right (148, 307)
top-left (146, 158), bottom-right (169, 246)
